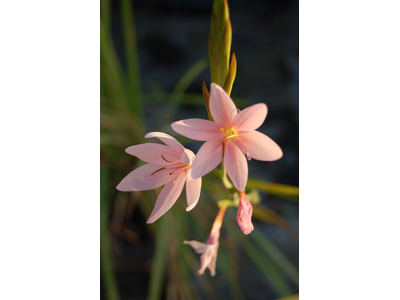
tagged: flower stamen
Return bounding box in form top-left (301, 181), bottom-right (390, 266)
top-left (170, 165), bottom-right (189, 175)
top-left (161, 154), bottom-right (178, 163)
top-left (151, 167), bottom-right (166, 175)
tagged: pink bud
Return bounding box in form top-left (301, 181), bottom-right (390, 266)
top-left (236, 193), bottom-right (254, 235)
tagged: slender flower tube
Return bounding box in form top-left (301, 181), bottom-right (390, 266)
top-left (236, 192), bottom-right (254, 235)
top-left (171, 83), bottom-right (283, 191)
top-left (184, 206), bottom-right (226, 276)
top-left (116, 132), bottom-right (202, 223)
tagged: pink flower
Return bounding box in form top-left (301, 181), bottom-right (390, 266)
top-left (236, 192), bottom-right (254, 235)
top-left (184, 206), bottom-right (226, 276)
top-left (184, 239), bottom-right (219, 276)
top-left (116, 132), bottom-right (202, 223)
top-left (171, 83), bottom-right (282, 191)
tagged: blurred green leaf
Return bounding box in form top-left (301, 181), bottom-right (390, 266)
top-left (250, 230), bottom-right (299, 286)
top-left (253, 205), bottom-right (299, 242)
top-left (100, 19), bottom-right (129, 109)
top-left (274, 294), bottom-right (299, 300)
top-left (121, 0), bottom-right (143, 120)
top-left (100, 165), bottom-right (120, 300)
top-left (146, 92), bottom-right (252, 108)
top-left (147, 216), bottom-right (168, 300)
top-left (170, 59), bottom-right (208, 104)
top-left (247, 178), bottom-right (299, 202)
top-left (234, 228), bottom-right (292, 297)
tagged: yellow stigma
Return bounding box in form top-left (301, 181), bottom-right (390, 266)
top-left (225, 129), bottom-right (236, 136)
top-left (223, 128), bottom-right (238, 140)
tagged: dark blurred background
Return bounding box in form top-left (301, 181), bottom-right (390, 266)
top-left (101, 0), bottom-right (298, 299)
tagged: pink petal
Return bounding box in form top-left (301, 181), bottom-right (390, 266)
top-left (181, 149), bottom-right (195, 165)
top-left (183, 240), bottom-right (207, 253)
top-left (146, 171), bottom-right (186, 223)
top-left (171, 119), bottom-right (225, 141)
top-left (185, 169), bottom-right (202, 211)
top-left (236, 194), bottom-right (254, 235)
top-left (238, 131), bottom-right (283, 161)
top-left (209, 83), bottom-right (238, 128)
top-left (199, 243), bottom-right (218, 276)
top-left (116, 163), bottom-right (178, 192)
top-left (191, 139), bottom-right (223, 179)
top-left (125, 143), bottom-right (181, 165)
top-left (145, 132), bottom-right (184, 154)
top-left (233, 103), bottom-right (268, 132)
top-left (224, 139), bottom-right (248, 191)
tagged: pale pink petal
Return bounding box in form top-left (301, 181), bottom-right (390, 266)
top-left (146, 171), bottom-right (186, 223)
top-left (125, 143), bottom-right (181, 165)
top-left (209, 83), bottom-right (238, 128)
top-left (198, 243), bottom-right (219, 276)
top-left (181, 149), bottom-right (195, 165)
top-left (116, 163), bottom-right (178, 192)
top-left (237, 131), bottom-right (283, 161)
top-left (236, 193), bottom-right (254, 235)
top-left (183, 240), bottom-right (207, 253)
top-left (224, 140), bottom-right (248, 191)
top-left (171, 119), bottom-right (225, 141)
top-left (185, 169), bottom-right (202, 211)
top-left (145, 132), bottom-right (184, 154)
top-left (233, 103), bottom-right (268, 132)
top-left (191, 139), bottom-right (223, 179)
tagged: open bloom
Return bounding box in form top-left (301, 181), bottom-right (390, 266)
top-left (184, 207), bottom-right (226, 276)
top-left (116, 132), bottom-right (202, 223)
top-left (171, 83), bottom-right (282, 191)
top-left (184, 239), bottom-right (219, 276)
top-left (236, 192), bottom-right (254, 235)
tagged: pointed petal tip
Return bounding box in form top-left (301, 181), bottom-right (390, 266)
top-left (186, 203), bottom-right (197, 212)
top-left (146, 217), bottom-right (156, 224)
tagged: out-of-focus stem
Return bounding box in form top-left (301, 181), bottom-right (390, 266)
top-left (208, 206), bottom-right (227, 244)
top-left (221, 161), bottom-right (233, 189)
top-left (220, 143), bottom-right (233, 189)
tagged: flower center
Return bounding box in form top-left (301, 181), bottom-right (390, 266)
top-left (149, 154), bottom-right (190, 176)
top-left (219, 128), bottom-right (238, 140)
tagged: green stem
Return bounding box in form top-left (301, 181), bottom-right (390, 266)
top-left (221, 160), bottom-right (233, 189)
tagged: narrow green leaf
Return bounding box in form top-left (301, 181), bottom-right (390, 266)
top-left (208, 32), bottom-right (220, 84)
top-left (100, 165), bottom-right (120, 300)
top-left (121, 0), bottom-right (143, 120)
top-left (251, 230), bottom-right (299, 286)
top-left (170, 58), bottom-right (208, 104)
top-left (218, 19), bottom-right (232, 83)
top-left (252, 205), bottom-right (299, 241)
top-left (223, 53), bottom-right (237, 96)
top-left (202, 81), bottom-right (214, 121)
top-left (246, 178), bottom-right (299, 202)
top-left (275, 294), bottom-right (299, 300)
top-left (234, 227), bottom-right (292, 297)
top-left (100, 20), bottom-right (129, 108)
top-left (147, 216), bottom-right (168, 300)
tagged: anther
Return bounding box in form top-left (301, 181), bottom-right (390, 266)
top-left (151, 167), bottom-right (165, 176)
top-left (161, 155), bottom-right (172, 162)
